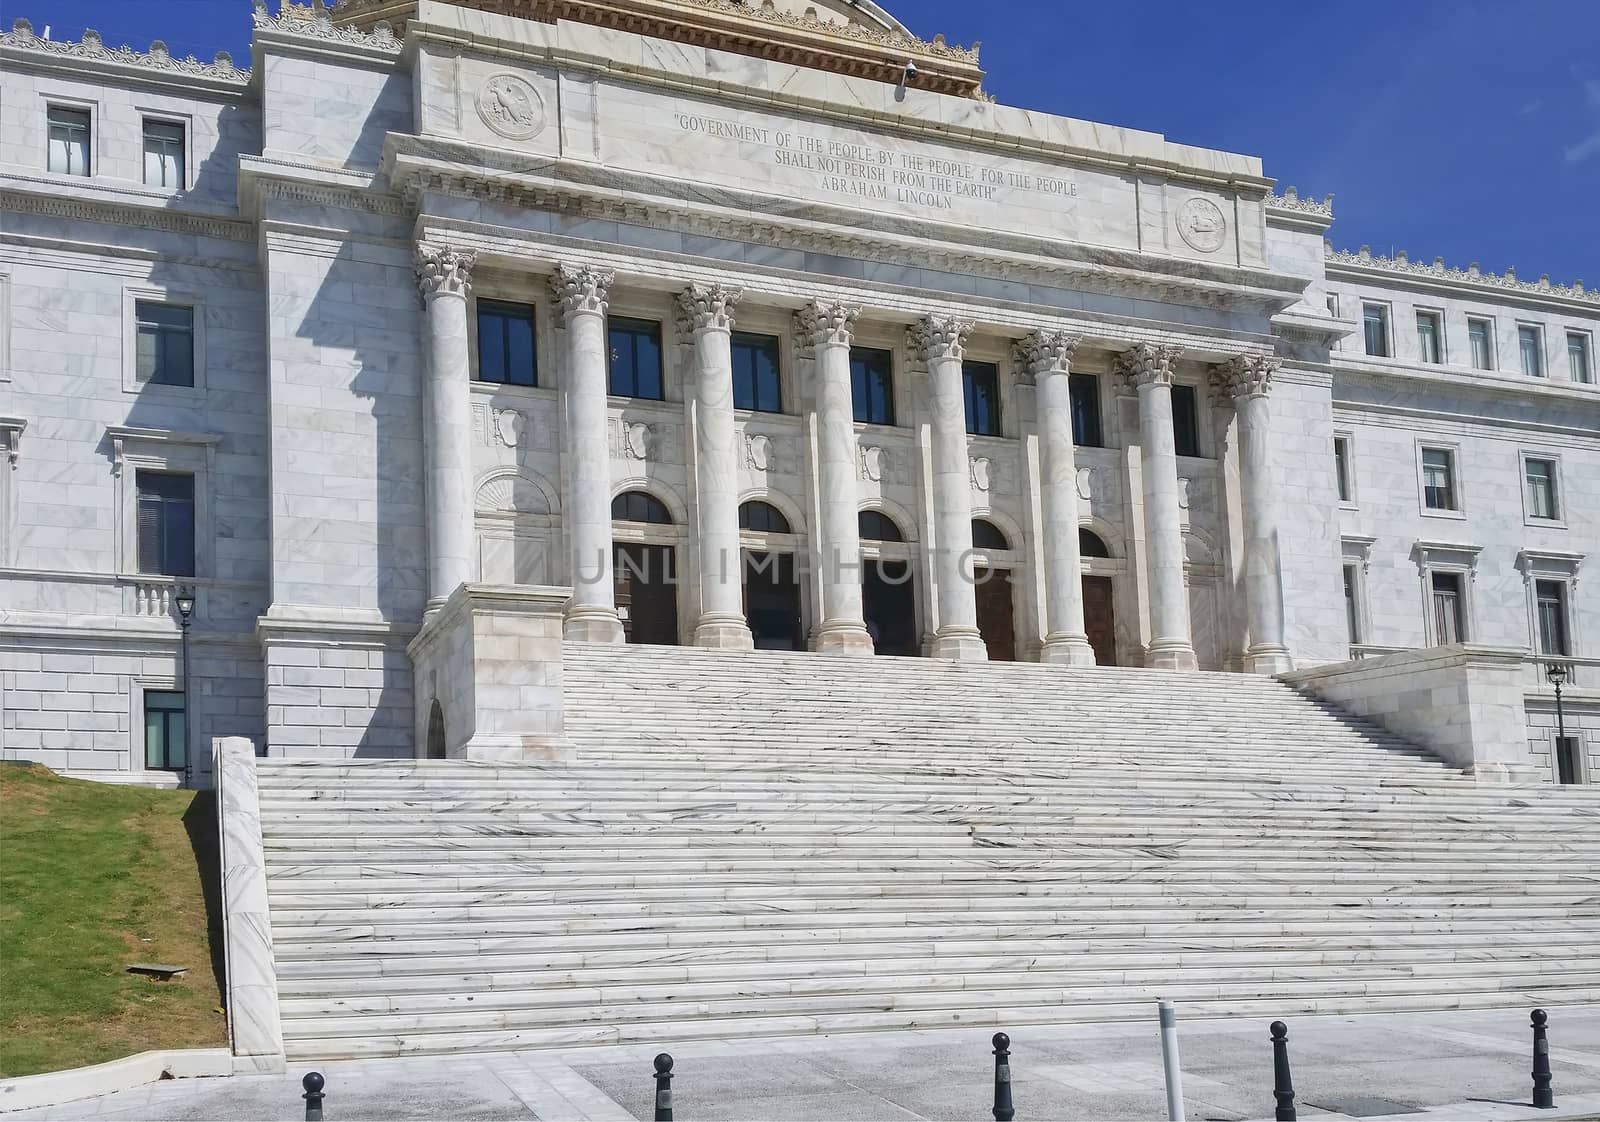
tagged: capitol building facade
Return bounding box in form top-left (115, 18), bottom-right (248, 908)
top-left (0, 0), bottom-right (1595, 785)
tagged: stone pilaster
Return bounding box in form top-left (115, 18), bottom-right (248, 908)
top-left (415, 244), bottom-right (477, 610)
top-left (678, 283), bottom-right (754, 649)
top-left (796, 301), bottom-right (873, 655)
top-left (552, 263), bottom-right (624, 644)
top-left (1118, 342), bottom-right (1197, 671)
top-left (912, 315), bottom-right (985, 661)
top-left (1018, 331), bottom-right (1096, 666)
top-left (1219, 352), bottom-right (1292, 674)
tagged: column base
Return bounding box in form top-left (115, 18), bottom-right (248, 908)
top-left (563, 606), bottom-right (624, 644)
top-left (1244, 646), bottom-right (1294, 675)
top-left (815, 620), bottom-right (874, 656)
top-left (693, 613), bottom-right (755, 650)
top-left (1145, 640), bottom-right (1198, 672)
top-left (931, 626), bottom-right (988, 661)
top-left (1039, 633), bottom-right (1098, 667)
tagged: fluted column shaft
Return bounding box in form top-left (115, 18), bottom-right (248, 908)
top-left (915, 316), bottom-right (985, 661)
top-left (798, 302), bottom-right (873, 655)
top-left (415, 245), bottom-right (478, 609)
top-left (553, 265), bottom-right (624, 644)
top-left (1224, 354), bottom-right (1292, 674)
top-left (1122, 344), bottom-right (1197, 671)
top-left (680, 285), bottom-right (754, 649)
top-left (1022, 332), bottom-right (1097, 666)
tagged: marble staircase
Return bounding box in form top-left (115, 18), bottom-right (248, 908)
top-left (257, 644), bottom-right (1600, 1060)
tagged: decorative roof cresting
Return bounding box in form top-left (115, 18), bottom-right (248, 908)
top-left (1267, 186), bottom-right (1333, 218)
top-left (669, 0), bottom-right (979, 64)
top-left (1, 18), bottom-right (250, 81)
top-left (1327, 242), bottom-right (1594, 305)
top-left (254, 0), bottom-right (402, 52)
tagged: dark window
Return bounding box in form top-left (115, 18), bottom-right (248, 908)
top-left (47, 106), bottom-right (91, 176)
top-left (963, 361), bottom-right (1000, 436)
top-left (1343, 564), bottom-right (1362, 644)
top-left (142, 119), bottom-right (185, 188)
top-left (476, 299), bottom-right (537, 386)
top-left (1363, 304), bottom-right (1389, 357)
top-left (1171, 384), bottom-right (1201, 458)
top-left (858, 510), bottom-right (903, 542)
top-left (1536, 580), bottom-right (1569, 656)
top-left (135, 302), bottom-right (194, 387)
top-left (1525, 458), bottom-right (1558, 520)
top-left (1431, 571), bottom-right (1465, 645)
top-left (971, 519), bottom-right (1009, 551)
top-left (1555, 737), bottom-right (1582, 785)
top-left (136, 471), bottom-right (195, 577)
top-left (144, 690), bottom-right (187, 771)
top-left (1070, 373), bottom-right (1102, 447)
top-left (1422, 448), bottom-right (1456, 511)
top-left (1334, 437), bottom-right (1352, 503)
top-left (739, 501), bottom-right (791, 534)
top-left (611, 490), bottom-right (673, 525)
top-left (1078, 529), bottom-right (1111, 558)
top-left (850, 347), bottom-right (894, 425)
top-left (731, 332), bottom-right (782, 413)
top-left (608, 317), bottom-right (663, 399)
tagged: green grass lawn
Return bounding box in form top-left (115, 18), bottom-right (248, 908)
top-left (0, 764), bottom-right (227, 1077)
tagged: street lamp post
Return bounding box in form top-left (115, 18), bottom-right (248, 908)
top-left (174, 589), bottom-right (196, 789)
top-left (1547, 661), bottom-right (1569, 782)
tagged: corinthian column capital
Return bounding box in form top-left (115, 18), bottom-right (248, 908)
top-left (550, 263), bottom-right (614, 323)
top-left (675, 282), bottom-right (742, 335)
top-left (1217, 352), bottom-right (1279, 400)
top-left (1014, 330), bottom-right (1081, 382)
top-left (414, 243), bottom-right (476, 299)
top-left (909, 315), bottom-right (973, 364)
top-left (794, 300), bottom-right (860, 354)
top-left (1113, 341), bottom-right (1183, 395)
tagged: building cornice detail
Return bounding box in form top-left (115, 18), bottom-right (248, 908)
top-left (254, 2), bottom-right (403, 55)
top-left (1, 20), bottom-right (250, 85)
top-left (1265, 186), bottom-right (1333, 218)
top-left (1326, 243), bottom-right (1595, 306)
top-left (0, 186), bottom-right (254, 243)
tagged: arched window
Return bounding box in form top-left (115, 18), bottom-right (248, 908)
top-left (971, 519), bottom-right (1009, 551)
top-left (612, 491), bottom-right (673, 525)
top-left (1079, 528), bottom-right (1111, 558)
top-left (739, 501), bottom-right (792, 534)
top-left (858, 510), bottom-right (904, 543)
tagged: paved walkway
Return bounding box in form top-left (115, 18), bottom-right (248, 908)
top-left (10, 1006), bottom-right (1600, 1121)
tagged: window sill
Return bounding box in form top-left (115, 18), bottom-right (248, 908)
top-left (1420, 507), bottom-right (1467, 521)
top-left (1525, 516), bottom-right (1569, 531)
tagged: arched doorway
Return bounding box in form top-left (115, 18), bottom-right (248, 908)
top-left (1079, 528), bottom-right (1117, 666)
top-left (612, 490), bottom-right (681, 645)
top-left (425, 700), bottom-right (446, 760)
top-left (971, 518), bottom-right (1017, 661)
top-left (740, 500), bottom-right (803, 650)
top-left (859, 509), bottom-right (917, 656)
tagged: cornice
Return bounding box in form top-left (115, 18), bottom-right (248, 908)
top-left (252, 1), bottom-right (405, 60)
top-left (0, 185), bottom-right (255, 243)
top-left (1, 19), bottom-right (250, 90)
top-left (1265, 186), bottom-right (1333, 217)
top-left (1326, 243), bottom-right (1596, 309)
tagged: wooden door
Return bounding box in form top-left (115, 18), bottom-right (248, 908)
top-left (614, 542), bottom-right (680, 645)
top-left (974, 566), bottom-right (1015, 661)
top-left (1082, 575), bottom-right (1116, 666)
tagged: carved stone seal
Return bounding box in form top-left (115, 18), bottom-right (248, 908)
top-left (476, 73), bottom-right (545, 140)
top-left (1176, 197), bottom-right (1226, 253)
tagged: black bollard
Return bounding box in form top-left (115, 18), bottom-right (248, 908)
top-left (1532, 1009), bottom-right (1553, 1109)
top-left (653, 1052), bottom-right (674, 1122)
top-left (992, 1031), bottom-right (1015, 1122)
top-left (302, 1071), bottom-right (325, 1122)
top-left (1270, 1021), bottom-right (1295, 1122)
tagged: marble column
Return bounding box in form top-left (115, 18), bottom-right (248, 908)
top-left (415, 244), bottom-right (478, 611)
top-left (1019, 331), bottom-right (1096, 666)
top-left (1221, 353), bottom-right (1292, 674)
top-left (796, 301), bottom-right (873, 655)
top-left (913, 315), bottom-right (986, 661)
top-left (552, 263), bottom-right (623, 644)
top-left (1119, 343), bottom-right (1197, 671)
top-left (678, 283), bottom-right (754, 649)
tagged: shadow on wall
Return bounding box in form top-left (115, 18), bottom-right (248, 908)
top-left (181, 790), bottom-right (227, 1008)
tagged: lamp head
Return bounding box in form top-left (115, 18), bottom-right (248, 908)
top-left (174, 590), bottom-right (196, 620)
top-left (1546, 661), bottom-right (1568, 687)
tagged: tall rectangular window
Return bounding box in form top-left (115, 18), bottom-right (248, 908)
top-left (962, 361), bottom-right (1000, 436)
top-left (1525, 458), bottom-right (1558, 520)
top-left (142, 119), bottom-right (185, 188)
top-left (1334, 436), bottom-right (1352, 503)
top-left (1421, 448), bottom-right (1457, 511)
top-left (1555, 737), bottom-right (1582, 785)
top-left (1519, 325), bottom-right (1544, 377)
top-left (135, 471), bottom-right (195, 578)
top-left (849, 347), bottom-right (894, 425)
top-left (1325, 293), bottom-right (1339, 317)
top-left (144, 690), bottom-right (187, 771)
top-left (1536, 579), bottom-right (1569, 657)
top-left (47, 106), bottom-right (91, 176)
top-left (1343, 564), bottom-right (1362, 645)
top-left (1416, 311), bottom-right (1442, 363)
top-left (1171, 384), bottom-right (1200, 458)
top-left (1468, 318), bottom-right (1494, 370)
top-left (1570, 332), bottom-right (1593, 383)
top-left (1363, 304), bottom-right (1389, 357)
top-left (475, 299), bottom-right (536, 386)
top-left (1069, 373), bottom-right (1102, 447)
top-left (135, 302), bottom-right (195, 387)
top-left (1431, 572), bottom-right (1465, 645)
top-left (731, 332), bottom-right (782, 413)
top-left (607, 317), bottom-right (663, 399)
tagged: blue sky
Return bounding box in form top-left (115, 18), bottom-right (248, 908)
top-left (28, 0), bottom-right (1600, 283)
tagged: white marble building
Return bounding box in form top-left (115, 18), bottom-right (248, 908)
top-left (0, 0), bottom-right (1595, 787)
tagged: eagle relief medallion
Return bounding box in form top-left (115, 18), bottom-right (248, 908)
top-left (476, 73), bottom-right (545, 141)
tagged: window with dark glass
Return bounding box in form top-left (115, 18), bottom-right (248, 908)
top-left (1430, 571), bottom-right (1465, 644)
top-left (739, 501), bottom-right (791, 534)
top-left (1468, 318), bottom-right (1494, 370)
top-left (611, 491), bottom-right (672, 524)
top-left (1069, 373), bottom-right (1102, 447)
top-left (858, 510), bottom-right (903, 542)
top-left (143, 119), bottom-right (185, 188)
top-left (1171, 384), bottom-right (1201, 458)
top-left (1536, 579), bottom-right (1569, 656)
top-left (1334, 436), bottom-right (1352, 503)
top-left (971, 519), bottom-right (1008, 551)
top-left (730, 332), bottom-right (782, 413)
top-left (849, 347), bottom-right (894, 425)
top-left (476, 299), bottom-right (537, 386)
top-left (136, 471), bottom-right (195, 577)
top-left (47, 106), bottom-right (91, 176)
top-left (962, 361), bottom-right (1000, 436)
top-left (1421, 448), bottom-right (1456, 511)
top-left (1569, 332), bottom-right (1593, 383)
top-left (1416, 311), bottom-right (1442, 364)
top-left (607, 317), bottom-right (663, 399)
top-left (144, 690), bottom-right (187, 771)
top-left (135, 302), bottom-right (194, 387)
top-left (1363, 304), bottom-right (1389, 357)
top-left (1525, 458), bottom-right (1558, 520)
top-left (1555, 737), bottom-right (1582, 785)
top-left (1343, 564), bottom-right (1362, 645)
top-left (1078, 529), bottom-right (1111, 558)
top-left (1519, 325), bottom-right (1544, 377)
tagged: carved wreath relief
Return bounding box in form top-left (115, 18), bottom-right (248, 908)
top-left (969, 456), bottom-right (993, 493)
top-left (1175, 197), bottom-right (1226, 253)
top-left (476, 73), bottom-right (546, 140)
top-left (744, 433), bottom-right (774, 472)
